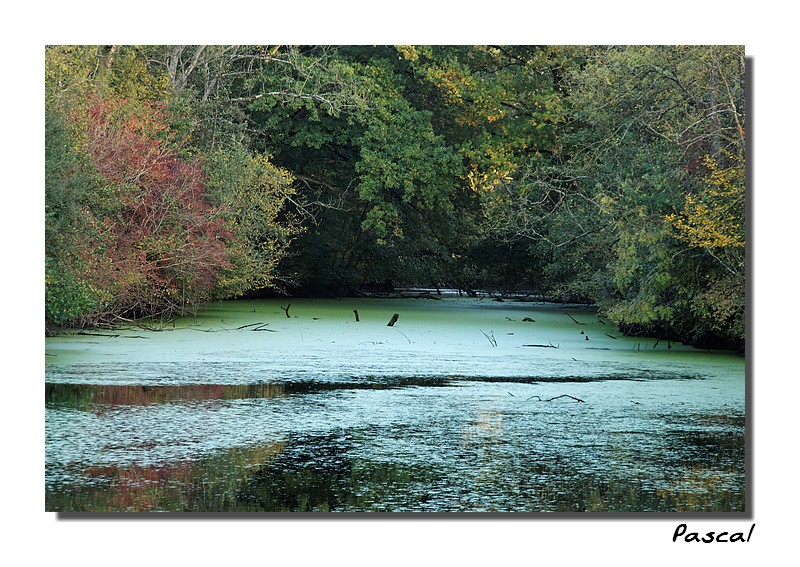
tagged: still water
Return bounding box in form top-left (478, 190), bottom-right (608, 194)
top-left (45, 297), bottom-right (745, 512)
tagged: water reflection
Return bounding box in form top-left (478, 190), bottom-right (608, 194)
top-left (46, 383), bottom-right (288, 411)
top-left (45, 298), bottom-right (745, 513)
top-left (45, 379), bottom-right (745, 512)
top-left (46, 441), bottom-right (286, 512)
top-left (46, 431), bottom-right (744, 512)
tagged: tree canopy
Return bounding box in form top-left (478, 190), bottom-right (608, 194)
top-left (45, 45), bottom-right (745, 349)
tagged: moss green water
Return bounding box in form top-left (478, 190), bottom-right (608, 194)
top-left (46, 297), bottom-right (745, 512)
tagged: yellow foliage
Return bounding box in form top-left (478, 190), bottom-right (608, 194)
top-left (666, 153), bottom-right (745, 251)
top-left (45, 46), bottom-right (96, 99)
top-left (46, 46), bottom-right (171, 106)
top-left (395, 45), bottom-right (419, 62)
top-left (466, 166), bottom-right (513, 194)
top-left (111, 51), bottom-right (171, 102)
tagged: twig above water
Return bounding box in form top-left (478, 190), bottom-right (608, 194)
top-left (526, 394), bottom-right (586, 403)
top-left (480, 329), bottom-right (498, 347)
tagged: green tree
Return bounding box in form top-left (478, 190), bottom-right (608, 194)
top-left (45, 106), bottom-right (99, 327)
top-left (552, 45), bottom-right (745, 344)
top-left (204, 147), bottom-right (299, 295)
top-left (234, 46), bottom-right (476, 291)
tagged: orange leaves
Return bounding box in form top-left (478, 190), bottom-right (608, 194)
top-left (424, 62), bottom-right (507, 127)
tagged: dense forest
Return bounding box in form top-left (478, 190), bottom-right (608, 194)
top-left (45, 45), bottom-right (745, 350)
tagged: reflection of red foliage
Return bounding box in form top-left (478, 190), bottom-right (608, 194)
top-left (81, 462), bottom-right (195, 512)
top-left (93, 384), bottom-right (227, 405)
top-left (89, 384), bottom-right (285, 406)
top-left (75, 97), bottom-right (232, 321)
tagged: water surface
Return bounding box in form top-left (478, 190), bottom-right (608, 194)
top-left (45, 297), bottom-right (745, 512)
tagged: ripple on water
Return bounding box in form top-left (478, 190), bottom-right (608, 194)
top-left (46, 375), bottom-right (745, 512)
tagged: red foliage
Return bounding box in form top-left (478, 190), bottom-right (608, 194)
top-left (80, 462), bottom-right (195, 511)
top-left (74, 97), bottom-right (232, 321)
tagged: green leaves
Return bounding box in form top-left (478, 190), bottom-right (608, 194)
top-left (559, 46), bottom-right (746, 344)
top-left (44, 45), bottom-right (745, 347)
top-left (204, 147), bottom-right (299, 295)
top-left (355, 100), bottom-right (457, 240)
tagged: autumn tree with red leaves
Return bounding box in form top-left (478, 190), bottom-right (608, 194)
top-left (57, 96), bottom-right (233, 325)
top-left (45, 46), bottom-right (299, 330)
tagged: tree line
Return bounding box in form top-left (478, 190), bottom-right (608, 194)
top-left (45, 45), bottom-right (745, 349)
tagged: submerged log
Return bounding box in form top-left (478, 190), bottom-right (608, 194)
top-left (76, 331), bottom-right (119, 338)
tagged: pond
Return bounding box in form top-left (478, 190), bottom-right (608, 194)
top-left (45, 297), bottom-right (746, 512)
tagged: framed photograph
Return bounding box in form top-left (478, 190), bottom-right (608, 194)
top-left (45, 45), bottom-right (746, 516)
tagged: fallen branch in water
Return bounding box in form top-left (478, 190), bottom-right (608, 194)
top-left (526, 394), bottom-right (586, 403)
top-left (480, 329), bottom-right (497, 347)
top-left (280, 304), bottom-right (291, 318)
top-left (566, 313), bottom-right (587, 325)
top-left (237, 322), bottom-right (265, 330)
top-left (523, 341), bottom-right (558, 348)
top-left (387, 313), bottom-right (399, 326)
top-left (77, 331), bottom-right (119, 337)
